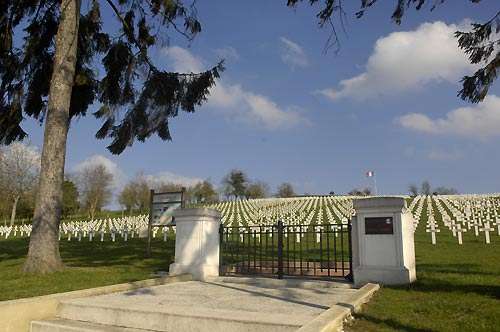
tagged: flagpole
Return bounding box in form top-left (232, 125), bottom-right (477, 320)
top-left (373, 173), bottom-right (378, 196)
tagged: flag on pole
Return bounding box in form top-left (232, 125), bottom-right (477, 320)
top-left (366, 171), bottom-right (374, 178)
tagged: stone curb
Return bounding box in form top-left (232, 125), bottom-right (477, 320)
top-left (296, 283), bottom-right (380, 332)
top-left (0, 274), bottom-right (192, 332)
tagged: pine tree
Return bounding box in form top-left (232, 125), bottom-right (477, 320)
top-left (0, 0), bottom-right (223, 273)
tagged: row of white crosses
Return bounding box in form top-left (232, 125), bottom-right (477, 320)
top-left (208, 196), bottom-right (356, 245)
top-left (4, 195), bottom-right (498, 246)
top-left (59, 215), bottom-right (151, 242)
top-left (209, 196), bottom-right (355, 229)
top-left (1, 215), bottom-right (168, 243)
top-left (440, 195), bottom-right (499, 244)
top-left (0, 224), bottom-right (32, 239)
top-left (408, 194), bottom-right (500, 245)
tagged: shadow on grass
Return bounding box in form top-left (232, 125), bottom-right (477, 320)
top-left (0, 237), bottom-right (175, 271)
top-left (351, 313), bottom-right (436, 332)
top-left (382, 276), bottom-right (500, 301)
top-left (417, 263), bottom-right (499, 276)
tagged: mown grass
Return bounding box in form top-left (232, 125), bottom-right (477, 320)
top-left (0, 237), bottom-right (174, 301)
top-left (346, 225), bottom-right (500, 332)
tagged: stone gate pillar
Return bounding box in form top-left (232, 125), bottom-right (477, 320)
top-left (351, 197), bottom-right (416, 287)
top-left (169, 208), bottom-right (221, 281)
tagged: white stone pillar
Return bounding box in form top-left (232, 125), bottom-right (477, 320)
top-left (352, 197), bottom-right (416, 287)
top-left (169, 208), bottom-right (221, 281)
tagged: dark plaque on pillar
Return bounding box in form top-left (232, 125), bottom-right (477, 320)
top-left (365, 217), bottom-right (394, 234)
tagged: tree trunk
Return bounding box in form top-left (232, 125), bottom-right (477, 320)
top-left (89, 202), bottom-right (96, 221)
top-left (23, 0), bottom-right (81, 274)
top-left (9, 195), bottom-right (20, 227)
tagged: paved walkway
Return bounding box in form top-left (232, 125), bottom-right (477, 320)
top-left (33, 277), bottom-right (378, 332)
top-left (67, 277), bottom-right (357, 319)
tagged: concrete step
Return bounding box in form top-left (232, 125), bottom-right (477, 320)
top-left (31, 318), bottom-right (156, 332)
top-left (56, 301), bottom-right (309, 332)
top-left (214, 276), bottom-right (354, 289)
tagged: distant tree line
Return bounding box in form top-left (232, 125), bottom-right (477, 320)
top-left (408, 181), bottom-right (459, 196)
top-left (219, 169), bottom-right (297, 201)
top-left (2, 146), bottom-right (462, 222)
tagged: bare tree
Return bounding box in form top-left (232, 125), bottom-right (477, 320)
top-left (277, 183), bottom-right (296, 198)
top-left (433, 187), bottom-right (459, 195)
top-left (191, 180), bottom-right (219, 204)
top-left (246, 181), bottom-right (270, 199)
top-left (118, 173), bottom-right (151, 214)
top-left (77, 164), bottom-right (113, 220)
top-left (0, 143), bottom-right (40, 226)
top-left (118, 183), bottom-right (137, 215)
top-left (408, 184), bottom-right (419, 196)
top-left (348, 187), bottom-right (372, 196)
top-left (421, 181), bottom-right (432, 196)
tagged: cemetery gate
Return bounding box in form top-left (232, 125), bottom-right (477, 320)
top-left (219, 220), bottom-right (353, 281)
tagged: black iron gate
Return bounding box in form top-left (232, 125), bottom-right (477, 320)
top-left (219, 220), bottom-right (353, 281)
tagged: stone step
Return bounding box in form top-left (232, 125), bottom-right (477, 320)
top-left (31, 318), bottom-right (156, 332)
top-left (56, 301), bottom-right (309, 332)
top-left (214, 276), bottom-right (354, 289)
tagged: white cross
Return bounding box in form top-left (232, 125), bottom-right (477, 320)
top-left (451, 224), bottom-right (465, 245)
top-left (471, 221), bottom-right (481, 236)
top-left (493, 218), bottom-right (500, 236)
top-left (479, 221), bottom-right (494, 244)
top-left (426, 224), bottom-right (440, 245)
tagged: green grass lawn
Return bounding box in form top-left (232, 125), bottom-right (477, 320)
top-left (346, 226), bottom-right (500, 332)
top-left (0, 237), bottom-right (175, 301)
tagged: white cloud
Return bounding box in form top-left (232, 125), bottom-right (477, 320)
top-left (207, 83), bottom-right (306, 129)
top-left (73, 155), bottom-right (126, 189)
top-left (162, 46), bottom-right (308, 129)
top-left (162, 46), bottom-right (204, 73)
top-left (214, 46), bottom-right (240, 61)
top-left (397, 95), bottom-right (500, 139)
top-left (280, 37), bottom-right (309, 69)
top-left (318, 21), bottom-right (474, 101)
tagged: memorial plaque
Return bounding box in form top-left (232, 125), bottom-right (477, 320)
top-left (365, 217), bottom-right (394, 234)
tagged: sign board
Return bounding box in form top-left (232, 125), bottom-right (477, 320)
top-left (147, 188), bottom-right (185, 257)
top-left (365, 217), bottom-right (394, 235)
top-left (151, 192), bottom-right (184, 226)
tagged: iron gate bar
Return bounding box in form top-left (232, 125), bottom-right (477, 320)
top-left (327, 225), bottom-right (330, 277)
top-left (319, 227), bottom-right (323, 273)
top-left (341, 224), bottom-right (345, 276)
top-left (277, 220), bottom-right (284, 279)
top-left (299, 226), bottom-right (303, 276)
top-left (333, 226), bottom-right (338, 272)
top-left (259, 226), bottom-right (262, 275)
top-left (305, 226), bottom-right (309, 274)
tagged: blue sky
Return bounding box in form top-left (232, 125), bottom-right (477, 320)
top-left (23, 0), bottom-right (500, 198)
